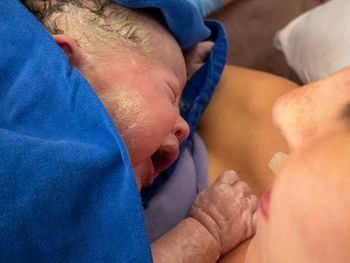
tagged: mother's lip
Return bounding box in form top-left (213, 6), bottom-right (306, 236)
top-left (259, 189), bottom-right (271, 220)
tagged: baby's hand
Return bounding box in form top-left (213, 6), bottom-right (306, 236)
top-left (190, 170), bottom-right (258, 255)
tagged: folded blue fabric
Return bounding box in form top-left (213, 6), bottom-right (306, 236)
top-left (0, 0), bottom-right (226, 262)
top-left (141, 19), bottom-right (227, 204)
top-left (115, 0), bottom-right (211, 50)
top-left (187, 0), bottom-right (224, 17)
top-left (142, 18), bottom-right (227, 240)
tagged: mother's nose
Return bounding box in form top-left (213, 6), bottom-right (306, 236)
top-left (174, 114), bottom-right (190, 144)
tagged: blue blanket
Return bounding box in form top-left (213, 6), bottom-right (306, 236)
top-left (0, 0), bottom-right (227, 262)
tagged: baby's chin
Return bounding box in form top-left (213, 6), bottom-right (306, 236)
top-left (132, 159), bottom-right (156, 191)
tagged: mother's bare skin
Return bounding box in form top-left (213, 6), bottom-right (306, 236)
top-left (197, 65), bottom-right (297, 262)
top-left (151, 171), bottom-right (258, 263)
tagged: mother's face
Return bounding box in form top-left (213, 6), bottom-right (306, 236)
top-left (272, 66), bottom-right (350, 151)
top-left (248, 129), bottom-right (350, 263)
top-left (245, 67), bottom-right (350, 263)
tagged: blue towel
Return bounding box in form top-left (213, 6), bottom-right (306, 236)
top-left (187, 0), bottom-right (224, 17)
top-left (0, 0), bottom-right (227, 262)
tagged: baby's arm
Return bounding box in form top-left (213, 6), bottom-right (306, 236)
top-left (151, 170), bottom-right (258, 263)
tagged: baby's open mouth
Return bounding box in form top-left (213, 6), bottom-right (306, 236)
top-left (151, 144), bottom-right (180, 175)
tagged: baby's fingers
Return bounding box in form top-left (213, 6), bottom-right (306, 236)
top-left (247, 194), bottom-right (259, 213)
top-left (243, 195), bottom-right (259, 238)
top-left (214, 170), bottom-right (239, 185)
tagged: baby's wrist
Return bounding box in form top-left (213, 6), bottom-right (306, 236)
top-left (186, 217), bottom-right (222, 261)
top-left (152, 217), bottom-right (221, 263)
top-left (189, 211), bottom-right (223, 256)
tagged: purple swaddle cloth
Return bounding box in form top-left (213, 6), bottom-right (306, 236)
top-left (143, 133), bottom-right (208, 242)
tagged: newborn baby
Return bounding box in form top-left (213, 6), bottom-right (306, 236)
top-left (22, 0), bottom-right (258, 262)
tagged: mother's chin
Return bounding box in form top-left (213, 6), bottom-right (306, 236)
top-left (243, 214), bottom-right (268, 263)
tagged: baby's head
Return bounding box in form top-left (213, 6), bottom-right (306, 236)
top-left (23, 0), bottom-right (190, 190)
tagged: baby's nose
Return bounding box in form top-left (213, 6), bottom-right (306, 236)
top-left (174, 114), bottom-right (190, 143)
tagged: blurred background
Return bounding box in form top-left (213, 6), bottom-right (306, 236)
top-left (208, 0), bottom-right (328, 84)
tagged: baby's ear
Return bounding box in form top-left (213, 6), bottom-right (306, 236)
top-left (184, 41), bottom-right (214, 79)
top-left (52, 35), bottom-right (84, 67)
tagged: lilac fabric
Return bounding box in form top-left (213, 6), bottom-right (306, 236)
top-left (144, 133), bottom-right (208, 242)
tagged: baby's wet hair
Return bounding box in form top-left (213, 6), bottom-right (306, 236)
top-left (21, 0), bottom-right (156, 56)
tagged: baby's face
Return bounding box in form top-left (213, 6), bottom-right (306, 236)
top-left (86, 26), bottom-right (189, 190)
top-left (245, 67), bottom-right (350, 262)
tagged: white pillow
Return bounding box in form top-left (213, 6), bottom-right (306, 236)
top-left (274, 0), bottom-right (350, 84)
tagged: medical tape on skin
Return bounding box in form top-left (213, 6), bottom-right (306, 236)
top-left (268, 152), bottom-right (289, 175)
